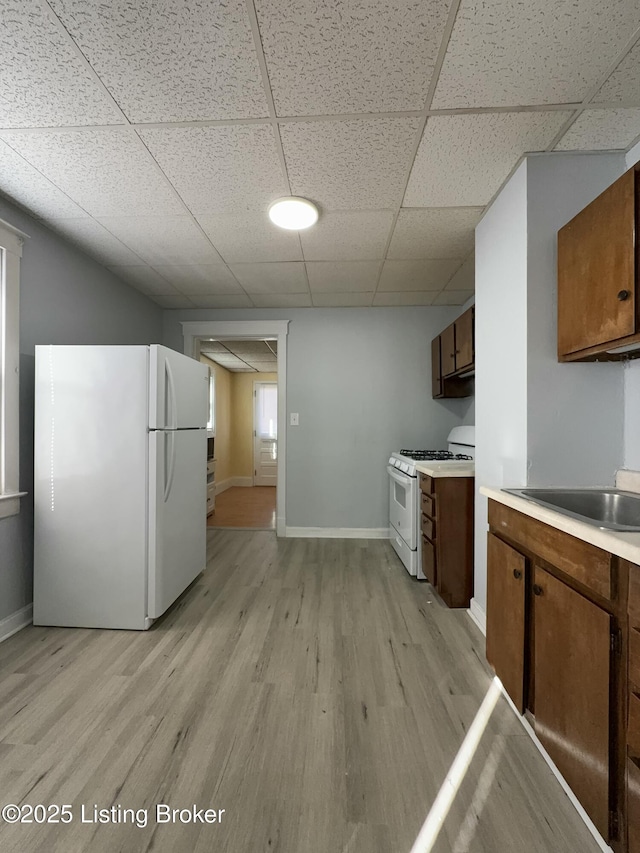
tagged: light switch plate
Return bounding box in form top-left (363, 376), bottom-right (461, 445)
top-left (290, 412), bottom-right (299, 426)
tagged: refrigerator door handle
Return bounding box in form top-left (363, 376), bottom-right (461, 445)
top-left (164, 431), bottom-right (177, 502)
top-left (165, 359), bottom-right (177, 429)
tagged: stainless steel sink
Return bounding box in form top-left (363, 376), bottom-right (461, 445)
top-left (503, 488), bottom-right (640, 531)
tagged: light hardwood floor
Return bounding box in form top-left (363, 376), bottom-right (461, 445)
top-left (0, 532), bottom-right (601, 852)
top-left (207, 486), bottom-right (276, 529)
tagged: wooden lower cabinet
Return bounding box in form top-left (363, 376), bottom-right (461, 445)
top-left (486, 499), bottom-right (628, 849)
top-left (533, 566), bottom-right (611, 839)
top-left (486, 533), bottom-right (526, 712)
top-left (419, 474), bottom-right (473, 607)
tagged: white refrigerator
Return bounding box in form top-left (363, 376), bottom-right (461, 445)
top-left (33, 344), bottom-right (209, 630)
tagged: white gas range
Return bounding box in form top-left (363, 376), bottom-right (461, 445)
top-left (388, 426), bottom-right (475, 579)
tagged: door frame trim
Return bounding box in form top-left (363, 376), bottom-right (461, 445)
top-left (181, 320), bottom-right (289, 536)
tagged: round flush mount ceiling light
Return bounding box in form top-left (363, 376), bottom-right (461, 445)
top-left (268, 197), bottom-right (319, 230)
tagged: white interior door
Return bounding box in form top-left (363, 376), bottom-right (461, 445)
top-left (254, 382), bottom-right (277, 487)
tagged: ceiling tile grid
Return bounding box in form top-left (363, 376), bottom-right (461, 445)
top-left (48, 0), bottom-right (268, 123)
top-left (1, 0), bottom-right (640, 308)
top-left (280, 118), bottom-right (421, 210)
top-left (403, 112), bottom-right (572, 207)
top-left (254, 0), bottom-right (453, 116)
top-left (432, 0), bottom-right (640, 109)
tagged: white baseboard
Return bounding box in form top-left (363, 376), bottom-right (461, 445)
top-left (215, 476), bottom-right (254, 494)
top-left (285, 527), bottom-right (390, 539)
top-left (0, 603), bottom-right (32, 644)
top-left (499, 682), bottom-right (612, 853)
top-left (467, 597), bottom-right (486, 635)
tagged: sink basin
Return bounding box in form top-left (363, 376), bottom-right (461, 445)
top-left (503, 488), bottom-right (640, 531)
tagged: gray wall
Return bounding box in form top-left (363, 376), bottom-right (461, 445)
top-left (0, 196), bottom-right (162, 624)
top-left (163, 306), bottom-right (474, 529)
top-left (474, 151), bottom-right (627, 614)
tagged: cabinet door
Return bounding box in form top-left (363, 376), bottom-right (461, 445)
top-left (486, 533), bottom-right (526, 712)
top-left (557, 168), bottom-right (636, 357)
top-left (431, 336), bottom-right (442, 398)
top-left (455, 307), bottom-right (474, 371)
top-left (533, 566), bottom-right (611, 840)
top-left (440, 323), bottom-right (456, 377)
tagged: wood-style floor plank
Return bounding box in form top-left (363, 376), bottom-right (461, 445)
top-left (207, 486), bottom-right (276, 529)
top-left (0, 531), bottom-right (602, 852)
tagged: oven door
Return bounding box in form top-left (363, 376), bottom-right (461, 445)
top-left (388, 465), bottom-right (418, 549)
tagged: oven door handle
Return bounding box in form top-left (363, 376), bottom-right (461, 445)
top-left (387, 465), bottom-right (414, 486)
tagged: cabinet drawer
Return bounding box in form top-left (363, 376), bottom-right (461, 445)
top-left (488, 501), bottom-right (612, 600)
top-left (630, 564), bottom-right (640, 627)
top-left (421, 513), bottom-right (435, 541)
top-left (421, 534), bottom-right (436, 586)
top-left (419, 473), bottom-right (434, 495)
top-left (421, 492), bottom-right (435, 518)
top-left (629, 692), bottom-right (640, 760)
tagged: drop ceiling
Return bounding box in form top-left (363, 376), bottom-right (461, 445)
top-left (1, 0), bottom-right (639, 309)
top-left (201, 339), bottom-right (277, 372)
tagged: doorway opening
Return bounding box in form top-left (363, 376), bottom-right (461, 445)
top-left (182, 320), bottom-right (288, 535)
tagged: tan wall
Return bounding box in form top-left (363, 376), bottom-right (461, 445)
top-left (200, 356), bottom-right (232, 485)
top-left (231, 372), bottom-right (277, 479)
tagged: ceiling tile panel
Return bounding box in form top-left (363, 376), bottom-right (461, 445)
top-left (149, 265), bottom-right (242, 294)
top-left (229, 262), bottom-right (308, 293)
top-left (227, 342), bottom-right (273, 356)
top-left (255, 0), bottom-right (452, 116)
top-left (404, 112), bottom-right (571, 207)
top-left (373, 292), bottom-right (437, 306)
top-left (312, 292), bottom-right (374, 307)
top-left (48, 0), bottom-right (268, 122)
top-left (388, 208), bottom-right (483, 259)
top-left (139, 126), bottom-right (288, 216)
top-left (246, 361), bottom-right (277, 371)
top-left (0, 0), bottom-right (124, 128)
top-left (433, 290), bottom-right (474, 305)
top-left (1, 130), bottom-right (184, 216)
top-left (96, 216), bottom-right (223, 265)
top-left (197, 213), bottom-right (303, 263)
top-left (43, 217), bottom-right (145, 266)
top-left (150, 294), bottom-right (197, 308)
top-left (594, 41), bottom-right (640, 104)
top-left (280, 119), bottom-right (421, 210)
top-left (445, 255), bottom-right (475, 292)
top-left (107, 265), bottom-right (179, 294)
top-left (249, 293), bottom-right (313, 307)
top-left (555, 109), bottom-right (640, 151)
top-left (432, 0), bottom-right (640, 109)
top-left (300, 211), bottom-right (394, 261)
top-left (0, 141), bottom-right (89, 219)
top-left (378, 259), bottom-right (462, 292)
top-left (193, 294), bottom-right (254, 308)
top-left (306, 261), bottom-right (380, 293)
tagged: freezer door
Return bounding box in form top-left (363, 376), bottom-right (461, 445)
top-left (148, 428), bottom-right (207, 619)
top-left (149, 345), bottom-right (209, 429)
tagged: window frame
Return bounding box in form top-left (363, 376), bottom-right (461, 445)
top-left (0, 218), bottom-right (27, 520)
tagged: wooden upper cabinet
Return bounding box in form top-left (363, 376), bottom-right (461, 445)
top-left (440, 323), bottom-right (457, 377)
top-left (455, 306), bottom-right (474, 371)
top-left (558, 166), bottom-right (640, 361)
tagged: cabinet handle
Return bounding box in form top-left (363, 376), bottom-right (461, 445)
top-left (533, 584), bottom-right (543, 596)
top-left (513, 568), bottom-right (522, 579)
top-left (617, 289), bottom-right (630, 301)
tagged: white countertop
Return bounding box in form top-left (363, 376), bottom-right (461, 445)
top-left (481, 485), bottom-right (640, 564)
top-left (416, 462), bottom-right (475, 478)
